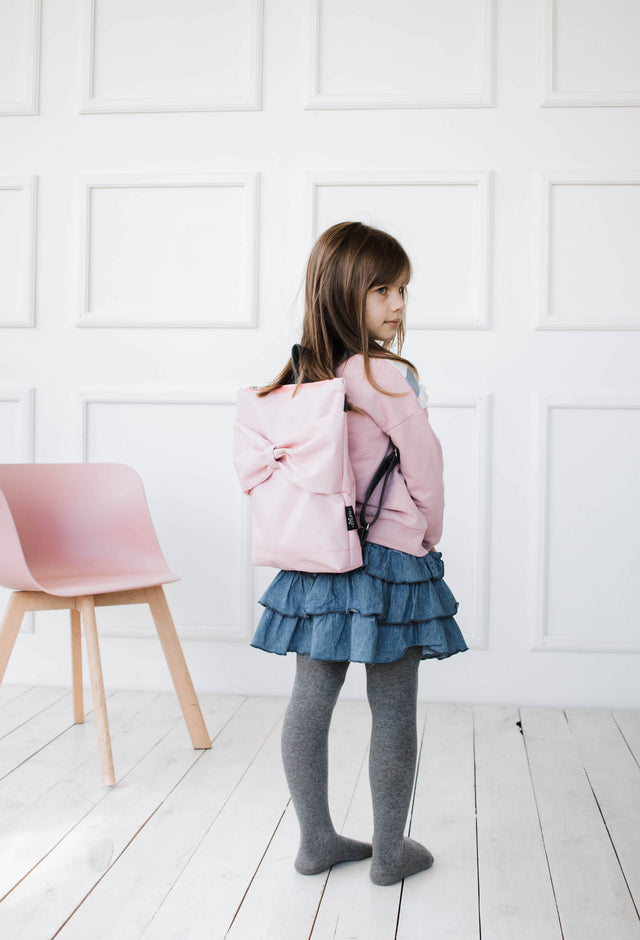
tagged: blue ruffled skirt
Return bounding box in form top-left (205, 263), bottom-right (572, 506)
top-left (251, 542), bottom-right (467, 664)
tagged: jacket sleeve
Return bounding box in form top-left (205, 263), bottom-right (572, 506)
top-left (387, 409), bottom-right (444, 549)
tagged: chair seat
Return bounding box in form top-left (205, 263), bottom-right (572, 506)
top-left (32, 568), bottom-right (179, 597)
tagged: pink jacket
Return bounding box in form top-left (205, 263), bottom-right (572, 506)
top-left (336, 355), bottom-right (444, 556)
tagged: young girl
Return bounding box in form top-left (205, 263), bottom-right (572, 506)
top-left (251, 221), bottom-right (467, 886)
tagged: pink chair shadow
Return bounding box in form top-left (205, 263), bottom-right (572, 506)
top-left (0, 463), bottom-right (211, 785)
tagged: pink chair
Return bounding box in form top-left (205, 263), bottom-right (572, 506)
top-left (0, 463), bottom-right (211, 785)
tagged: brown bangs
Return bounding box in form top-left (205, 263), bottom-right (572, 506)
top-left (363, 236), bottom-right (412, 292)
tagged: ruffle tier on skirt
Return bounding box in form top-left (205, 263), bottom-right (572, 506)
top-left (251, 542), bottom-right (467, 664)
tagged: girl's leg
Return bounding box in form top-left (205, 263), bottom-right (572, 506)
top-left (366, 646), bottom-right (433, 885)
top-left (282, 653), bottom-right (372, 875)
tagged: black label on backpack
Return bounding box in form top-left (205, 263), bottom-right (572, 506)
top-left (345, 506), bottom-right (358, 531)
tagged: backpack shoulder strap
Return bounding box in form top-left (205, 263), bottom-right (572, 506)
top-left (291, 344), bottom-right (307, 383)
top-left (358, 445), bottom-right (400, 546)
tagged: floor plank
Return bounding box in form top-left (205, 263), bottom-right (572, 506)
top-left (0, 689), bottom-right (76, 780)
top-left (521, 707), bottom-right (639, 940)
top-left (139, 700), bottom-right (289, 940)
top-left (566, 709), bottom-right (640, 915)
top-left (398, 703), bottom-right (479, 940)
top-left (614, 709), bottom-right (640, 766)
top-left (0, 684), bottom-right (32, 709)
top-left (225, 803), bottom-right (318, 940)
top-left (475, 706), bottom-right (562, 940)
top-left (0, 686), bottom-right (69, 737)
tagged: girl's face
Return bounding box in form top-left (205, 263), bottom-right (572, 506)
top-left (365, 279), bottom-right (407, 343)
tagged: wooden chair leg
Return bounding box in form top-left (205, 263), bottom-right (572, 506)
top-left (0, 592), bottom-right (28, 685)
top-left (145, 585), bottom-right (211, 749)
top-left (77, 596), bottom-right (115, 786)
top-left (70, 608), bottom-right (84, 724)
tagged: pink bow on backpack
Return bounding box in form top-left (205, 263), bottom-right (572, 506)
top-left (234, 410), bottom-right (347, 496)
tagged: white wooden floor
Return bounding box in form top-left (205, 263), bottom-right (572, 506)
top-left (0, 684), bottom-right (639, 940)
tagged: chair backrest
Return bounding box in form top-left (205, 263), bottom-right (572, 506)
top-left (0, 489), bottom-right (42, 591)
top-left (0, 464), bottom-right (174, 590)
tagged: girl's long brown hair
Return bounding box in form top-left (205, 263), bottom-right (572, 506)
top-left (259, 221), bottom-right (417, 397)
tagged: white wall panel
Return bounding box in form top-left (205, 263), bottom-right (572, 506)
top-left (78, 175), bottom-right (258, 328)
top-left (0, 177), bottom-right (37, 327)
top-left (308, 0), bottom-right (494, 108)
top-left (540, 0), bottom-right (640, 106)
top-left (311, 174), bottom-right (492, 329)
top-left (533, 396), bottom-right (640, 652)
top-left (0, 388), bottom-right (34, 462)
top-left (535, 173), bottom-right (640, 331)
top-left (82, 0), bottom-right (263, 111)
top-left (79, 392), bottom-right (252, 641)
top-left (428, 396), bottom-right (492, 649)
top-left (0, 0), bottom-right (40, 114)
top-left (0, 388), bottom-right (35, 632)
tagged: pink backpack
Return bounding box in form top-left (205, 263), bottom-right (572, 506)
top-left (233, 347), bottom-right (398, 573)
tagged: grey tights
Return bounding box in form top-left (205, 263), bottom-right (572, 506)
top-left (281, 648), bottom-right (433, 884)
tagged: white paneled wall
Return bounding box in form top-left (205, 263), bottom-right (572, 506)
top-left (535, 173), bottom-right (640, 330)
top-left (0, 0), bottom-right (638, 707)
top-left (0, 176), bottom-right (36, 326)
top-left (0, 0), bottom-right (41, 115)
top-left (311, 174), bottom-right (492, 328)
top-left (533, 397), bottom-right (640, 652)
top-left (79, 175), bottom-right (258, 327)
top-left (308, 0), bottom-right (494, 107)
top-left (0, 389), bottom-right (34, 461)
top-left (0, 389), bottom-right (34, 634)
top-left (540, 0), bottom-right (640, 106)
top-left (428, 396), bottom-right (492, 651)
top-left (81, 0), bottom-right (262, 111)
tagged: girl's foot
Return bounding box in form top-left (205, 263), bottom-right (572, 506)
top-left (295, 834), bottom-right (373, 875)
top-left (370, 837), bottom-right (434, 886)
